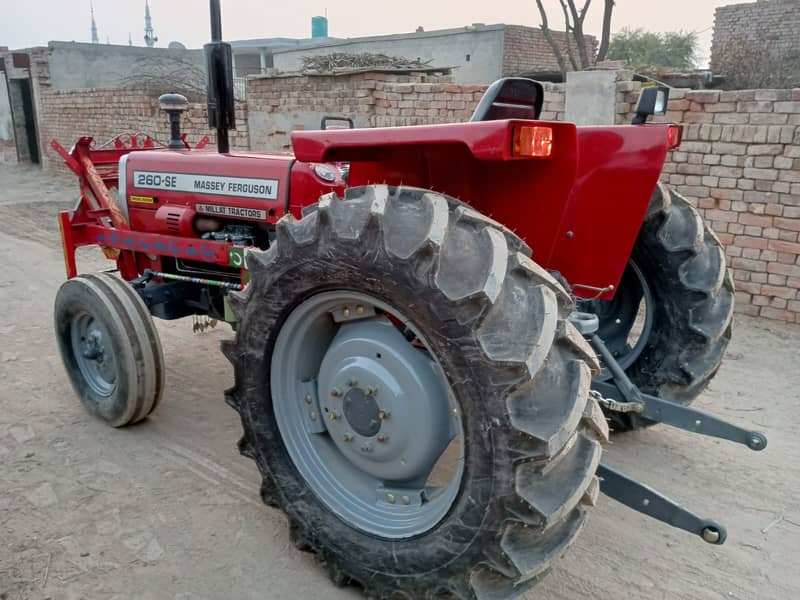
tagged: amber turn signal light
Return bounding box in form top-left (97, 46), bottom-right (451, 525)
top-left (667, 124), bottom-right (683, 149)
top-left (512, 126), bottom-right (553, 158)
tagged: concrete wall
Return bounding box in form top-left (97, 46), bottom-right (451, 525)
top-left (0, 48), bottom-right (48, 165)
top-left (564, 70), bottom-right (617, 125)
top-left (0, 74), bottom-right (15, 162)
top-left (46, 42), bottom-right (205, 91)
top-left (272, 26), bottom-right (506, 85)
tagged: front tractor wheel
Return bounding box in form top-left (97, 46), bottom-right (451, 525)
top-left (55, 273), bottom-right (165, 427)
top-left (225, 186), bottom-right (608, 598)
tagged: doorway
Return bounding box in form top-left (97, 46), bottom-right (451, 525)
top-left (9, 77), bottom-right (39, 164)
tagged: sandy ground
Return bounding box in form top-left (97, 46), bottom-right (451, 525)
top-left (0, 163), bottom-right (798, 600)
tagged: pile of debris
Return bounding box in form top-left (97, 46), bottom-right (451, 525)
top-left (300, 52), bottom-right (435, 74)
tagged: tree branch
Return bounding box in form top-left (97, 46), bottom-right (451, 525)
top-left (566, 0), bottom-right (592, 68)
top-left (577, 0), bottom-right (593, 26)
top-left (596, 0), bottom-right (615, 62)
top-left (558, 0), bottom-right (579, 70)
top-left (535, 0), bottom-right (569, 77)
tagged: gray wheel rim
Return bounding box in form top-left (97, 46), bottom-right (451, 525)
top-left (585, 259), bottom-right (655, 375)
top-left (270, 291), bottom-right (465, 539)
top-left (70, 312), bottom-right (117, 397)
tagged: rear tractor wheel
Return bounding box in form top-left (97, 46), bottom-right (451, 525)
top-left (225, 186), bottom-right (609, 598)
top-left (582, 183), bottom-right (734, 430)
top-left (55, 273), bottom-right (165, 427)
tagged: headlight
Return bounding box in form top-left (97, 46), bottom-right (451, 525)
top-left (314, 164), bottom-right (337, 183)
top-left (118, 154), bottom-right (130, 221)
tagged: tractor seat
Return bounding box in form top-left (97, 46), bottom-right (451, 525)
top-left (470, 77), bottom-right (544, 122)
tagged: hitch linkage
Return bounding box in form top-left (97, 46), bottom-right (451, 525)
top-left (596, 464), bottom-right (727, 545)
top-left (569, 311), bottom-right (768, 546)
top-left (590, 335), bottom-right (767, 452)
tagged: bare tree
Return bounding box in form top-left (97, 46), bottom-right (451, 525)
top-left (534, 0), bottom-right (615, 77)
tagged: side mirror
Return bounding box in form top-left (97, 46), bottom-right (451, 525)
top-left (633, 86), bottom-right (670, 125)
top-left (321, 116), bottom-right (355, 130)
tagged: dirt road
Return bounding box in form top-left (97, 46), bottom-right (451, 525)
top-left (1, 163), bottom-right (798, 600)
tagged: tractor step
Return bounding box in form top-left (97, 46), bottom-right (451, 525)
top-left (597, 463), bottom-right (727, 545)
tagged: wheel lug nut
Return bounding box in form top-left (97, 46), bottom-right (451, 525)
top-left (342, 433), bottom-right (352, 442)
top-left (342, 307), bottom-right (351, 318)
top-left (356, 305), bottom-right (365, 315)
top-left (401, 496), bottom-right (410, 505)
top-left (330, 388), bottom-right (341, 397)
top-left (377, 435), bottom-right (389, 443)
top-left (329, 412), bottom-right (340, 421)
top-left (348, 378), bottom-right (358, 387)
top-left (378, 410), bottom-right (390, 420)
top-left (366, 387), bottom-right (378, 396)
top-left (309, 411), bottom-right (317, 421)
top-left (304, 394), bottom-right (313, 405)
top-left (386, 493), bottom-right (396, 504)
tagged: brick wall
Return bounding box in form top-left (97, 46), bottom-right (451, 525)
top-left (246, 72), bottom-right (565, 151)
top-left (711, 0), bottom-right (800, 86)
top-left (246, 72), bottom-right (800, 323)
top-left (39, 89), bottom-right (248, 169)
top-left (25, 60), bottom-right (800, 323)
top-left (503, 26), bottom-right (599, 76)
top-left (1, 46), bottom-right (248, 168)
top-left (616, 80), bottom-right (800, 322)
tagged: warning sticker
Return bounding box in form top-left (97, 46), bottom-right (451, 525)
top-left (196, 203), bottom-right (268, 221)
top-left (132, 170), bottom-right (279, 201)
top-left (129, 195), bottom-right (155, 204)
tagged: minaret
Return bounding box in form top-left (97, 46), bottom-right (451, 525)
top-left (144, 1), bottom-right (158, 48)
top-left (90, 2), bottom-right (99, 44)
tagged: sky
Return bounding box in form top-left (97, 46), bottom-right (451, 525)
top-left (0, 0), bottom-right (749, 67)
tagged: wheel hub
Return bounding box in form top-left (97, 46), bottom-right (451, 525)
top-left (70, 314), bottom-right (117, 397)
top-left (580, 259), bottom-right (654, 376)
top-left (318, 318), bottom-right (452, 482)
top-left (342, 387), bottom-right (381, 437)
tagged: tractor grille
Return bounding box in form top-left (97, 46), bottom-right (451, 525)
top-left (165, 211), bottom-right (182, 233)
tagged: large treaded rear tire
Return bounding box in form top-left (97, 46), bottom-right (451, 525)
top-left (604, 183), bottom-right (734, 430)
top-left (224, 186), bottom-right (609, 599)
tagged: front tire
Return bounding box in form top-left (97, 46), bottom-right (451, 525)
top-left (54, 273), bottom-right (165, 427)
top-left (224, 186), bottom-right (608, 599)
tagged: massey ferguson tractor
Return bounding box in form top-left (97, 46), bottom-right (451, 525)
top-left (51, 1), bottom-right (767, 597)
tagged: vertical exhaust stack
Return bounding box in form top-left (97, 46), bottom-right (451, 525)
top-left (204, 0), bottom-right (236, 153)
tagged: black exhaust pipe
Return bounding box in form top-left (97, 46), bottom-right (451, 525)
top-left (204, 0), bottom-right (236, 153)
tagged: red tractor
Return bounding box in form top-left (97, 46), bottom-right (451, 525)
top-left (52, 2), bottom-right (766, 597)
